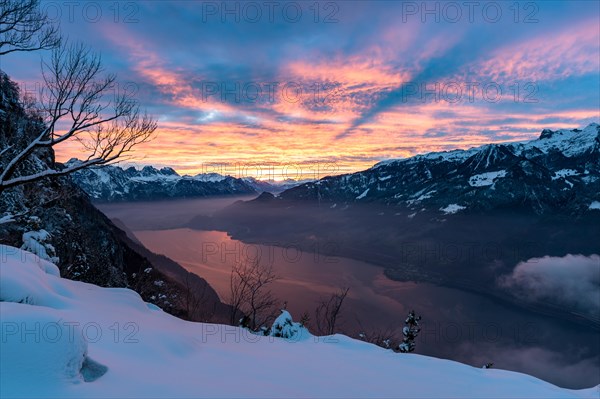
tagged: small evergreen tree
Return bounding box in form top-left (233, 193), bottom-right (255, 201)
top-left (270, 309), bottom-right (305, 339)
top-left (398, 310), bottom-right (421, 353)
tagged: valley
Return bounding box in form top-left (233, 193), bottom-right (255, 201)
top-left (99, 196), bottom-right (600, 389)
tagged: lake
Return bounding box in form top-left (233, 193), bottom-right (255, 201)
top-left (98, 197), bottom-right (599, 389)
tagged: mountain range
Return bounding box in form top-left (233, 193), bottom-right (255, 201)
top-left (280, 123), bottom-right (600, 215)
top-left (70, 163), bottom-right (312, 202)
top-left (73, 123), bottom-right (600, 213)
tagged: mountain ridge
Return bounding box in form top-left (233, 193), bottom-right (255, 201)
top-left (70, 162), bottom-right (315, 201)
top-left (69, 162), bottom-right (258, 202)
top-left (279, 123), bottom-right (600, 216)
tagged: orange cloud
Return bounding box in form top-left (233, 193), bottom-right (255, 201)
top-left (50, 22), bottom-right (598, 179)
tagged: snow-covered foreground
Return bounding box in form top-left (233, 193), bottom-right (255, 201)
top-left (1, 246), bottom-right (598, 399)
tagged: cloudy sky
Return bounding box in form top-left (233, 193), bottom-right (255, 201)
top-left (2, 1), bottom-right (599, 178)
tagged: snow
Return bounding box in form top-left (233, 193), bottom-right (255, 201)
top-left (0, 213), bottom-right (17, 224)
top-left (589, 201), bottom-right (600, 210)
top-left (406, 190), bottom-right (436, 205)
top-left (21, 230), bottom-right (60, 264)
top-left (192, 173), bottom-right (227, 182)
top-left (269, 310), bottom-right (308, 340)
top-left (469, 170), bottom-right (507, 187)
top-left (416, 190), bottom-right (436, 201)
top-left (356, 188), bottom-right (370, 199)
top-left (552, 169), bottom-right (579, 180)
top-left (440, 204), bottom-right (467, 214)
top-left (91, 168), bottom-right (112, 184)
top-left (374, 148), bottom-right (477, 169)
top-left (130, 175), bottom-right (180, 182)
top-left (516, 123), bottom-right (599, 157)
top-left (1, 304), bottom-right (89, 391)
top-left (372, 123), bottom-right (599, 172)
top-left (1, 244), bottom-right (598, 399)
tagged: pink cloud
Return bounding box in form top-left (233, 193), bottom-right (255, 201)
top-left (475, 22), bottom-right (600, 82)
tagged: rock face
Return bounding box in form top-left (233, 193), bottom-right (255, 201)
top-left (279, 123), bottom-right (600, 216)
top-left (0, 71), bottom-right (228, 322)
top-left (70, 163), bottom-right (258, 202)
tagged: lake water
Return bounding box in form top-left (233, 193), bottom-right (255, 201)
top-left (98, 197), bottom-right (599, 389)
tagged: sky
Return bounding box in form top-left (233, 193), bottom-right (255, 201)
top-left (1, 0), bottom-right (599, 179)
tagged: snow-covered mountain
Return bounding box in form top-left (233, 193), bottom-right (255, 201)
top-left (242, 176), bottom-right (316, 193)
top-left (70, 163), bottom-right (258, 202)
top-left (280, 123), bottom-right (600, 215)
top-left (2, 245), bottom-right (597, 398)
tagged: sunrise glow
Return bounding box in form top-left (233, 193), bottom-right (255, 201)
top-left (3, 2), bottom-right (598, 178)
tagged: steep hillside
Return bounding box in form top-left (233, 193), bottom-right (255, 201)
top-left (0, 71), bottom-right (227, 322)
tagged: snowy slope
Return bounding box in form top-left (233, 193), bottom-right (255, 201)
top-left (373, 123), bottom-right (600, 169)
top-left (511, 124), bottom-right (600, 157)
top-left (1, 245), bottom-right (598, 399)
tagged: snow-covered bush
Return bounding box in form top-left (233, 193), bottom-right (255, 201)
top-left (20, 216), bottom-right (59, 264)
top-left (0, 246), bottom-right (62, 305)
top-left (269, 309), bottom-right (307, 340)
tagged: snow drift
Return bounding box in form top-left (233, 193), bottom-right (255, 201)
top-left (0, 245), bottom-right (597, 398)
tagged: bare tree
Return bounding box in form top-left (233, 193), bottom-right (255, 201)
top-left (229, 259), bottom-right (278, 330)
top-left (178, 272), bottom-right (216, 322)
top-left (355, 317), bottom-right (401, 350)
top-left (0, 42), bottom-right (157, 192)
top-left (0, 0), bottom-right (60, 55)
top-left (315, 287), bottom-right (350, 335)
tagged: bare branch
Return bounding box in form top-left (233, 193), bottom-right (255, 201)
top-left (229, 259), bottom-right (279, 330)
top-left (0, 0), bottom-right (60, 56)
top-left (315, 287), bottom-right (350, 335)
top-left (0, 145), bottom-right (12, 157)
top-left (0, 41), bottom-right (157, 191)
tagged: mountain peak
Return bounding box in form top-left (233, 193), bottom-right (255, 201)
top-left (539, 128), bottom-right (555, 140)
top-left (255, 191), bottom-right (276, 201)
top-left (140, 165), bottom-right (159, 176)
top-left (538, 123), bottom-right (599, 141)
top-left (525, 123), bottom-right (599, 157)
top-left (159, 167), bottom-right (178, 176)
